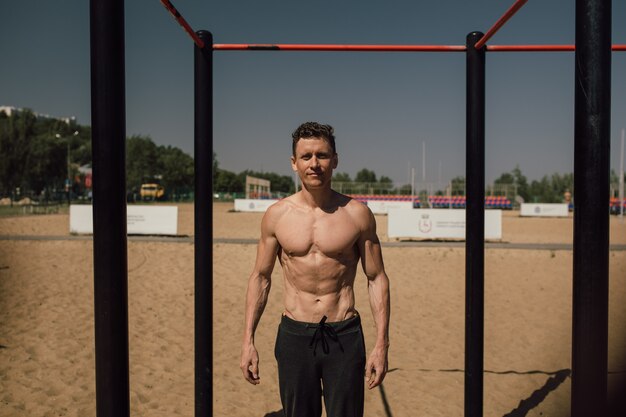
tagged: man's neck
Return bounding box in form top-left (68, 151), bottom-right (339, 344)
top-left (299, 186), bottom-right (335, 210)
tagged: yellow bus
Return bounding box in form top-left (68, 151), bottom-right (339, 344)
top-left (140, 183), bottom-right (165, 201)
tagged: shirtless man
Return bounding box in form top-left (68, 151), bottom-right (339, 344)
top-left (240, 122), bottom-right (391, 417)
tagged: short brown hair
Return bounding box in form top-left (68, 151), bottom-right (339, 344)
top-left (291, 122), bottom-right (336, 156)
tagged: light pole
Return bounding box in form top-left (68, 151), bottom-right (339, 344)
top-left (56, 131), bottom-right (79, 205)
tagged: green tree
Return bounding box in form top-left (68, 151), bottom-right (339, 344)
top-left (378, 176), bottom-right (393, 194)
top-left (69, 127), bottom-right (92, 168)
top-left (494, 172), bottom-right (514, 185)
top-left (158, 145), bottom-right (194, 193)
top-left (355, 168), bottom-right (377, 183)
top-left (126, 135), bottom-right (160, 191)
top-left (450, 176), bottom-right (465, 196)
top-left (492, 171), bottom-right (516, 201)
top-left (332, 172), bottom-right (351, 182)
top-left (529, 176), bottom-right (552, 203)
top-left (0, 109), bottom-right (37, 195)
top-left (0, 110), bottom-right (200, 201)
top-left (524, 172), bottom-right (574, 203)
top-left (395, 184), bottom-right (412, 195)
top-left (492, 166), bottom-right (530, 202)
top-left (213, 152), bottom-right (218, 181)
top-left (550, 172), bottom-right (573, 202)
top-left (23, 135), bottom-right (66, 193)
top-left (214, 169), bottom-right (243, 194)
top-left (511, 165), bottom-right (529, 201)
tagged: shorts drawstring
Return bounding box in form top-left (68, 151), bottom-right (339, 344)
top-left (308, 316), bottom-right (345, 356)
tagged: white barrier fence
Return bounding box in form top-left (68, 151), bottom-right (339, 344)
top-left (70, 205), bottom-right (178, 235)
top-left (234, 199), bottom-right (413, 214)
top-left (366, 200), bottom-right (413, 214)
top-left (520, 203), bottom-right (569, 217)
top-left (233, 199), bottom-right (278, 212)
top-left (388, 209), bottom-right (502, 240)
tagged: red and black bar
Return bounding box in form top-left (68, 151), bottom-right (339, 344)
top-left (488, 44), bottom-right (626, 51)
top-left (213, 43), bottom-right (466, 52)
top-left (474, 0), bottom-right (529, 49)
top-left (212, 43), bottom-right (626, 52)
top-left (160, 0), bottom-right (205, 49)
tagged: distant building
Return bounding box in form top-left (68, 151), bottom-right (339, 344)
top-left (0, 105), bottom-right (76, 125)
top-left (0, 106), bottom-right (15, 116)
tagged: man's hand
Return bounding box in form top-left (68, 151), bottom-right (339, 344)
top-left (240, 343), bottom-right (261, 385)
top-left (365, 344), bottom-right (388, 389)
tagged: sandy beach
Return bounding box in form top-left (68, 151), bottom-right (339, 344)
top-left (1, 202), bottom-right (625, 416)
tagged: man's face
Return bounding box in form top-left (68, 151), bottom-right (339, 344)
top-left (291, 137), bottom-right (338, 189)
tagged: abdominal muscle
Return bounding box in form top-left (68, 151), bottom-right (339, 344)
top-left (280, 251), bottom-right (359, 323)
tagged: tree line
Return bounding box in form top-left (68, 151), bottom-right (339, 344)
top-left (3, 109), bottom-right (622, 203)
top-left (126, 135), bottom-right (194, 199)
top-left (212, 165), bottom-right (397, 197)
top-left (492, 166), bottom-right (623, 204)
top-left (0, 109), bottom-right (195, 200)
top-left (0, 110), bottom-right (91, 198)
top-left (213, 153), bottom-right (295, 196)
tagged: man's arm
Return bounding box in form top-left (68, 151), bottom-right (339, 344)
top-left (240, 206), bottom-right (281, 385)
top-left (357, 206), bottom-right (391, 390)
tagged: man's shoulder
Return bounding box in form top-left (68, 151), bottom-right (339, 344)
top-left (265, 198), bottom-right (292, 217)
top-left (264, 196), bottom-right (303, 220)
top-left (259, 200), bottom-right (293, 237)
top-left (340, 194), bottom-right (370, 214)
top-left (336, 193), bottom-right (373, 225)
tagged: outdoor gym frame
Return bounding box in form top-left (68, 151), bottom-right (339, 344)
top-left (89, 0), bottom-right (621, 416)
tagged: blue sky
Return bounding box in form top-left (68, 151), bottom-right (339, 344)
top-left (1, 0), bottom-right (625, 188)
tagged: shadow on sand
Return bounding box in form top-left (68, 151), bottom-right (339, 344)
top-left (262, 369), bottom-right (626, 417)
top-left (503, 369), bottom-right (571, 417)
top-left (263, 411), bottom-right (283, 417)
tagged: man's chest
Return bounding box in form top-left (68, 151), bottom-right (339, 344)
top-left (275, 211), bottom-right (360, 257)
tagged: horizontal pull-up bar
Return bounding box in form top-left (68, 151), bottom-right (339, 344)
top-left (160, 0), bottom-right (624, 54)
top-left (213, 44), bottom-right (466, 52)
top-left (489, 44), bottom-right (626, 51)
top-left (213, 43), bottom-right (626, 52)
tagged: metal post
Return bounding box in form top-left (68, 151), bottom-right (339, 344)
top-left (89, 0), bottom-right (130, 416)
top-left (194, 30), bottom-right (213, 417)
top-left (465, 31), bottom-right (485, 417)
top-left (618, 129), bottom-right (624, 221)
top-left (572, 0), bottom-right (611, 415)
top-left (422, 141), bottom-right (426, 182)
top-left (67, 140), bottom-right (71, 205)
top-left (411, 168), bottom-right (415, 204)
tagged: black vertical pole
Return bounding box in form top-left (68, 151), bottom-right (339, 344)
top-left (195, 30), bottom-right (213, 417)
top-left (89, 0), bottom-right (130, 416)
top-left (465, 31), bottom-right (485, 417)
top-left (572, 0), bottom-right (610, 415)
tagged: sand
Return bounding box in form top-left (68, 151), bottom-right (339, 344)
top-left (1, 202), bottom-right (625, 416)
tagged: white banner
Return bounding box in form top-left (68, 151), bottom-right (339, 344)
top-left (70, 205), bottom-right (178, 235)
top-left (366, 200), bottom-right (413, 214)
top-left (234, 199), bottom-right (278, 212)
top-left (520, 203), bottom-right (569, 217)
top-left (388, 209), bottom-right (502, 240)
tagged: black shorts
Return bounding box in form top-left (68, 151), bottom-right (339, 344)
top-left (275, 314), bottom-right (366, 417)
